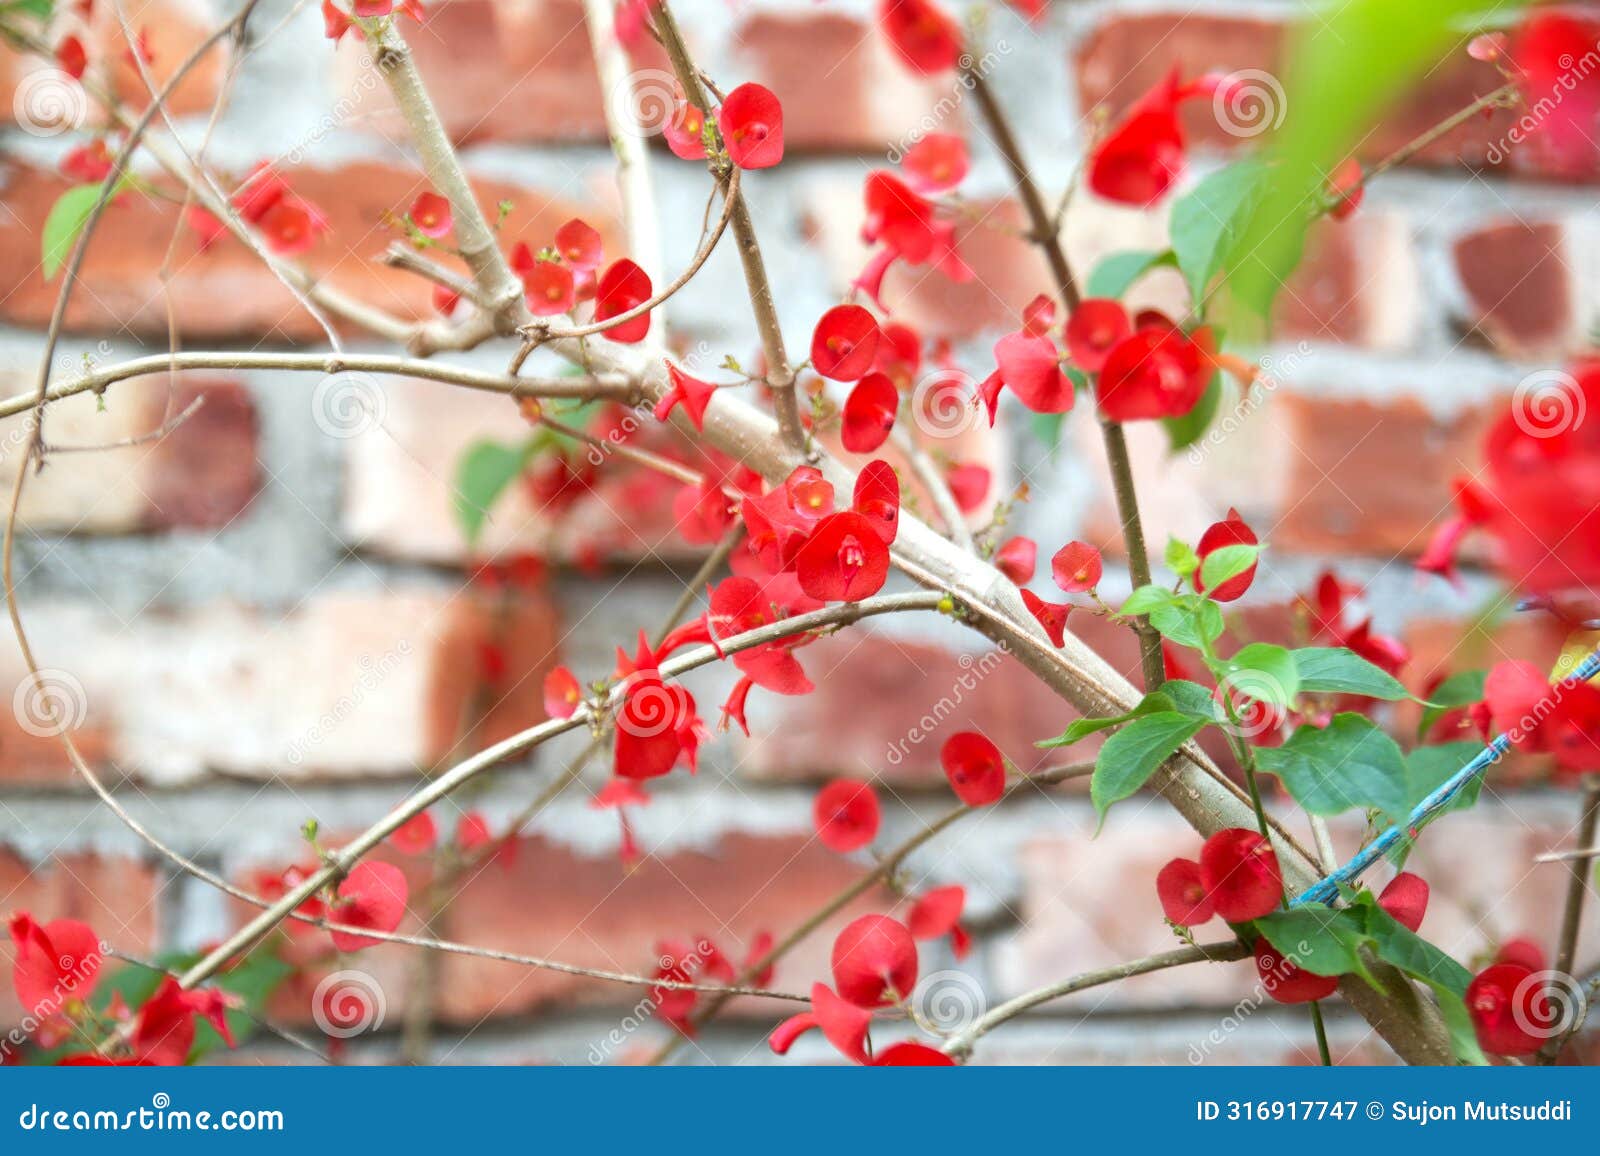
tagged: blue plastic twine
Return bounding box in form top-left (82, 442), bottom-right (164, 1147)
top-left (1290, 646), bottom-right (1600, 907)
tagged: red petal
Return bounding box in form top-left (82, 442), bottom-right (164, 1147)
top-left (940, 731), bottom-right (1005, 806)
top-left (907, 884), bottom-right (965, 939)
top-left (1155, 858), bottom-right (1215, 926)
top-left (1051, 540), bottom-right (1103, 594)
top-left (994, 536), bottom-right (1036, 584)
top-left (389, 811), bottom-right (437, 856)
top-left (555, 218), bottom-right (603, 269)
top-left (852, 458), bottom-right (901, 544)
top-left (813, 778), bottom-right (882, 853)
top-left (811, 304), bottom-right (882, 382)
top-left (594, 259), bottom-right (653, 343)
top-left (718, 83), bottom-right (785, 170)
top-left (330, 861), bottom-right (408, 952)
top-left (831, 915), bottom-right (918, 1008)
top-left (543, 666), bottom-right (582, 720)
top-left (841, 372), bottom-right (899, 453)
top-left (901, 132), bottom-right (969, 194)
top-left (1064, 299), bottom-right (1132, 373)
top-left (795, 512), bottom-right (890, 602)
top-left (1020, 589), bottom-right (1070, 647)
top-left (1255, 938), bottom-right (1340, 1005)
top-left (874, 1040), bottom-right (955, 1065)
top-left (1377, 872), bottom-right (1429, 934)
top-left (994, 331), bottom-right (1074, 413)
top-left (1198, 829), bottom-right (1281, 922)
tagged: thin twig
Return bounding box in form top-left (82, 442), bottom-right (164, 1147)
top-left (1540, 779), bottom-right (1600, 1064)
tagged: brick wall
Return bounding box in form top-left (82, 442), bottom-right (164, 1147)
top-left (0, 0), bottom-right (1592, 1065)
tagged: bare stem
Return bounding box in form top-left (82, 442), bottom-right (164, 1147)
top-left (1540, 779), bottom-right (1600, 1064)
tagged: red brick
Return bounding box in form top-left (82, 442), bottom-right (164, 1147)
top-left (0, 160), bottom-right (620, 341)
top-left (0, 590), bottom-right (560, 785)
top-left (1452, 219), bottom-right (1577, 358)
top-left (1074, 12), bottom-right (1517, 172)
top-left (332, 0), bottom-right (674, 145)
top-left (734, 11), bottom-right (962, 152)
top-left (0, 851), bottom-right (162, 1029)
top-left (1275, 213), bottom-right (1418, 350)
top-left (432, 832), bottom-right (894, 1023)
top-left (1272, 395), bottom-right (1488, 559)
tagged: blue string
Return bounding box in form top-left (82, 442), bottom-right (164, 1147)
top-left (1290, 646), bottom-right (1600, 908)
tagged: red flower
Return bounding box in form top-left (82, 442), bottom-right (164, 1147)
top-left (1194, 509), bottom-right (1258, 602)
top-left (131, 977), bottom-right (233, 1066)
top-left (1087, 69), bottom-right (1221, 205)
top-left (523, 258), bottom-right (576, 317)
top-left (61, 139), bottom-right (113, 184)
top-left (878, 0), bottom-right (964, 75)
top-left (718, 83), bottom-right (784, 170)
top-left (329, 861), bottom-right (408, 951)
top-left (1255, 939), bottom-right (1339, 1004)
top-left (1156, 858), bottom-right (1214, 926)
top-left (814, 778), bottom-right (881, 852)
top-left (352, 0), bottom-right (392, 15)
top-left (1495, 938), bottom-right (1546, 972)
top-left (770, 982), bottom-right (873, 1062)
top-left (1096, 324), bottom-right (1213, 422)
top-left (907, 884), bottom-right (968, 958)
top-left (408, 191), bottom-right (452, 239)
top-left (593, 259), bottom-right (653, 343)
top-left (56, 35), bottom-right (87, 79)
top-left (795, 512), bottom-right (890, 602)
top-left (945, 463), bottom-right (989, 512)
top-left (874, 1040), bottom-right (955, 1065)
top-left (1064, 299), bottom-right (1132, 373)
top-left (991, 331), bottom-right (1073, 414)
top-left (831, 914), bottom-right (918, 1007)
top-left (1020, 589), bottom-right (1070, 647)
top-left (544, 666), bottom-right (581, 719)
top-left (811, 304), bottom-right (881, 382)
top-left (555, 218), bottom-right (603, 270)
top-left (1377, 872), bottom-right (1428, 933)
top-left (9, 914), bottom-right (102, 1020)
top-left (389, 811), bottom-right (437, 855)
top-left (258, 199), bottom-right (326, 256)
top-left (994, 536), bottom-right (1037, 584)
top-left (1467, 963), bottom-right (1547, 1056)
top-left (901, 132), bottom-right (969, 194)
top-left (853, 459), bottom-right (901, 545)
top-left (1051, 540), bottom-right (1102, 594)
top-left (321, 0), bottom-right (352, 41)
top-left (742, 465), bottom-right (836, 573)
top-left (1481, 659), bottom-right (1600, 772)
top-left (1509, 11), bottom-right (1600, 176)
top-left (1198, 828), bottom-right (1281, 922)
top-left (186, 205), bottom-right (227, 250)
top-left (862, 171), bottom-right (939, 264)
top-left (654, 360), bottom-right (718, 431)
top-left (841, 372), bottom-right (899, 453)
top-left (456, 812), bottom-right (493, 853)
top-left (664, 96), bottom-right (708, 160)
top-left (940, 731), bottom-right (1005, 806)
top-left (614, 672), bottom-right (699, 780)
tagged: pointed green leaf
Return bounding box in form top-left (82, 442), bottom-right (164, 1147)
top-left (1418, 668), bottom-right (1486, 738)
top-left (1169, 161), bottom-right (1270, 305)
top-left (1085, 248), bottom-right (1175, 299)
top-left (1293, 646), bottom-right (1409, 701)
top-left (453, 438), bottom-right (537, 545)
top-left (1255, 713), bottom-right (1409, 823)
top-left (1198, 542), bottom-right (1262, 593)
top-left (1090, 712), bottom-right (1205, 821)
top-left (1219, 642), bottom-right (1300, 707)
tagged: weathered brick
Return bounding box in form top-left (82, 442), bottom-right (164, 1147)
top-left (1275, 213), bottom-right (1418, 351)
top-left (1074, 12), bottom-right (1518, 172)
top-left (1452, 219), bottom-right (1577, 359)
top-left (0, 851), bottom-right (162, 1029)
top-left (0, 374), bottom-right (258, 533)
top-left (0, 590), bottom-right (559, 785)
top-left (733, 11), bottom-right (963, 152)
top-left (0, 160), bottom-right (619, 341)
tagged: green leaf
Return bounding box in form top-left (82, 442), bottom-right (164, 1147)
top-left (1148, 595), bottom-right (1225, 649)
top-left (1169, 161), bottom-right (1270, 306)
top-left (1029, 410), bottom-right (1066, 454)
top-left (1293, 646), bottom-right (1409, 701)
top-left (1384, 740), bottom-right (1486, 866)
top-left (1039, 690), bottom-right (1180, 748)
top-left (1198, 542), bottom-right (1262, 593)
top-left (1356, 900), bottom-right (1487, 1064)
top-left (1418, 668), bottom-right (1486, 739)
top-left (1218, 642), bottom-right (1300, 708)
top-left (453, 438), bottom-right (537, 545)
top-left (1255, 713), bottom-right (1409, 824)
top-left (1085, 248), bottom-right (1175, 299)
top-left (1161, 371), bottom-right (1222, 452)
top-left (1254, 906), bottom-right (1375, 980)
top-left (1120, 584), bottom-right (1180, 616)
top-left (42, 180), bottom-right (126, 280)
top-left (1162, 679), bottom-right (1219, 719)
top-left (1164, 536), bottom-right (1200, 579)
top-left (1091, 712), bottom-right (1206, 822)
